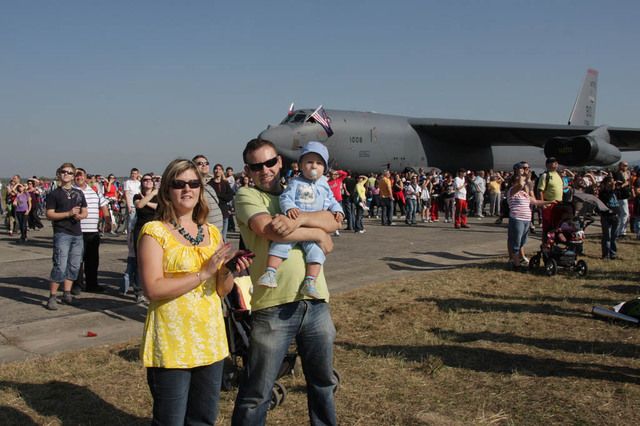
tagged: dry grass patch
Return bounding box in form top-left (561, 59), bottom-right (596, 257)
top-left (0, 238), bottom-right (639, 425)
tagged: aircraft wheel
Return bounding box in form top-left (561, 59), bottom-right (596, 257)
top-left (575, 260), bottom-right (588, 277)
top-left (544, 258), bottom-right (557, 276)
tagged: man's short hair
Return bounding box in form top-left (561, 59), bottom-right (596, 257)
top-left (242, 138), bottom-right (277, 164)
top-left (130, 168), bottom-right (139, 173)
top-left (545, 157), bottom-right (558, 165)
top-left (56, 163), bottom-right (76, 175)
top-left (192, 154), bottom-right (207, 162)
top-left (76, 168), bottom-right (86, 175)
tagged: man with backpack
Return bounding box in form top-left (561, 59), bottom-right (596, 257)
top-left (537, 157), bottom-right (563, 202)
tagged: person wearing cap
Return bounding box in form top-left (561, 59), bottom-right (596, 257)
top-left (257, 141), bottom-right (344, 298)
top-left (537, 157), bottom-right (563, 202)
top-left (233, 138), bottom-right (340, 425)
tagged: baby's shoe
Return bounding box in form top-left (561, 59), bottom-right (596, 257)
top-left (258, 269), bottom-right (278, 288)
top-left (301, 277), bottom-right (321, 299)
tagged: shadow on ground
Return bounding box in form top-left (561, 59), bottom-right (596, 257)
top-left (337, 342), bottom-right (640, 385)
top-left (0, 381), bottom-right (147, 425)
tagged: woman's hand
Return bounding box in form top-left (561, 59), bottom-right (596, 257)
top-left (200, 242), bottom-right (233, 280)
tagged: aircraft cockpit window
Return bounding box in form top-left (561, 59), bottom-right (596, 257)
top-left (280, 112), bottom-right (308, 124)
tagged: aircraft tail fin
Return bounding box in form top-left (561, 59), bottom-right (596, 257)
top-left (568, 68), bottom-right (598, 126)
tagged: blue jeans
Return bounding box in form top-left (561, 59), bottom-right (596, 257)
top-left (221, 217), bottom-right (229, 241)
top-left (342, 199), bottom-right (354, 230)
top-left (405, 198), bottom-right (417, 224)
top-left (508, 217), bottom-right (530, 253)
top-left (50, 233), bottom-right (84, 283)
top-left (232, 300), bottom-right (337, 426)
top-left (147, 361), bottom-right (224, 426)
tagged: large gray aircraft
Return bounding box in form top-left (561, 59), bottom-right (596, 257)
top-left (258, 69), bottom-right (640, 172)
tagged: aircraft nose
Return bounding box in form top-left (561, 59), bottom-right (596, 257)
top-left (258, 125), bottom-right (293, 151)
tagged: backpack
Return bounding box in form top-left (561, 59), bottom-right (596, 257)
top-left (535, 172), bottom-right (552, 199)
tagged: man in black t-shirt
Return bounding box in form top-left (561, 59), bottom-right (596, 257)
top-left (341, 171), bottom-right (357, 230)
top-left (45, 163), bottom-right (88, 310)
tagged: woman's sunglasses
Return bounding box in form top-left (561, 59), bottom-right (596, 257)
top-left (247, 156), bottom-right (278, 172)
top-left (170, 179), bottom-right (202, 189)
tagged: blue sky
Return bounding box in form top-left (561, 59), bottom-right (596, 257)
top-left (2, 0), bottom-right (639, 177)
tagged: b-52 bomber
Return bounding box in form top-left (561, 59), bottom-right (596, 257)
top-left (258, 69), bottom-right (640, 172)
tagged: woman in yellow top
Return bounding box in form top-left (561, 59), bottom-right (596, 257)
top-left (138, 159), bottom-right (251, 425)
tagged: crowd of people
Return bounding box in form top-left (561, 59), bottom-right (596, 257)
top-left (2, 143), bottom-right (640, 424)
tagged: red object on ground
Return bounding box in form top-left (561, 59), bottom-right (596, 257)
top-left (86, 331), bottom-right (97, 337)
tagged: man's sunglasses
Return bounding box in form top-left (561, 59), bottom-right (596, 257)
top-left (60, 170), bottom-right (75, 176)
top-left (170, 179), bottom-right (202, 189)
top-left (247, 156), bottom-right (278, 172)
top-left (196, 161), bottom-right (209, 166)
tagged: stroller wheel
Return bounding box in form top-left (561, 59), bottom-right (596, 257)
top-left (528, 254), bottom-right (541, 271)
top-left (544, 258), bottom-right (557, 276)
top-left (333, 369), bottom-right (341, 394)
top-left (575, 260), bottom-right (588, 277)
top-left (269, 381), bottom-right (287, 410)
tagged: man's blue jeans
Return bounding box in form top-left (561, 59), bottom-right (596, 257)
top-left (50, 233), bottom-right (84, 283)
top-left (232, 300), bottom-right (337, 426)
top-left (147, 361), bottom-right (224, 426)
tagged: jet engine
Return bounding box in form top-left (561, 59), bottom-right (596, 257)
top-left (544, 126), bottom-right (620, 166)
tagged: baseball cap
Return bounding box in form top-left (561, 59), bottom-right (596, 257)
top-left (299, 141), bottom-right (329, 169)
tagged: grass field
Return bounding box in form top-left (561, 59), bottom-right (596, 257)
top-left (0, 238), bottom-right (638, 425)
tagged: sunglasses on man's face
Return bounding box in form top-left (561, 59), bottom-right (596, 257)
top-left (247, 156), bottom-right (278, 172)
top-left (60, 170), bottom-right (74, 176)
top-left (170, 179), bottom-right (202, 189)
top-left (196, 161), bottom-right (209, 166)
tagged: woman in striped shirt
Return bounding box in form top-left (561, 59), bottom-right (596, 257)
top-left (507, 175), bottom-right (550, 270)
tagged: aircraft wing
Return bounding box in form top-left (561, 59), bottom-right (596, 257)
top-left (407, 118), bottom-right (640, 150)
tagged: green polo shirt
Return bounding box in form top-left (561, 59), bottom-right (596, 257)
top-left (235, 186), bottom-right (329, 311)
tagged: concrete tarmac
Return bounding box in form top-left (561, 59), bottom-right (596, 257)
top-left (0, 215), bottom-right (524, 363)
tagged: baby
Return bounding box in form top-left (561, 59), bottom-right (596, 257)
top-left (258, 141), bottom-right (344, 298)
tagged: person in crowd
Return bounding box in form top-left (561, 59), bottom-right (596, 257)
top-left (232, 138), bottom-right (339, 425)
top-left (45, 163), bottom-right (88, 310)
top-left (488, 174), bottom-right (503, 216)
top-left (210, 163), bottom-right (235, 241)
top-left (354, 175), bottom-right (368, 233)
top-left (404, 174), bottom-right (420, 225)
top-left (430, 175), bottom-right (441, 222)
top-left (328, 169), bottom-right (347, 235)
top-left (193, 155), bottom-right (224, 232)
top-left (72, 168), bottom-right (111, 294)
top-left (420, 175), bottom-right (432, 222)
top-left (473, 170), bottom-right (487, 218)
top-left (257, 141), bottom-right (343, 298)
top-left (454, 168), bottom-right (469, 229)
top-left (537, 157), bottom-right (563, 202)
top-left (128, 172), bottom-right (159, 302)
top-left (6, 175), bottom-right (20, 235)
top-left (598, 176), bottom-right (620, 259)
top-left (26, 179), bottom-right (44, 230)
top-left (392, 173), bottom-right (405, 217)
top-left (341, 171), bottom-right (357, 231)
top-left (507, 173), bottom-right (550, 269)
top-left (441, 173), bottom-right (455, 223)
top-left (286, 161), bottom-right (300, 181)
top-left (124, 168), bottom-right (141, 235)
top-left (12, 183), bottom-right (31, 243)
top-left (379, 170), bottom-right (394, 225)
top-left (138, 159), bottom-right (251, 425)
top-left (368, 174), bottom-right (381, 219)
top-left (613, 161), bottom-right (631, 238)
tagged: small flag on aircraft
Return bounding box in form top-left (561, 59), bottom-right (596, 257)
top-left (309, 105), bottom-right (334, 137)
top-left (288, 102), bottom-right (295, 116)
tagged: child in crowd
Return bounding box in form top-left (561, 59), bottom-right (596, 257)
top-left (258, 141), bottom-right (344, 298)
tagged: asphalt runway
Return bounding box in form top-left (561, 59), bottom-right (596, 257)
top-left (0, 215), bottom-right (524, 363)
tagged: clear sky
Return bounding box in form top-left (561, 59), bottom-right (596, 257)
top-left (2, 0), bottom-right (639, 177)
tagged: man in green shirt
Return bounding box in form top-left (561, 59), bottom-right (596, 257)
top-left (537, 157), bottom-right (564, 202)
top-left (232, 138), bottom-right (339, 425)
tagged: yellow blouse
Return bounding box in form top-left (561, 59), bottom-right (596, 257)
top-left (139, 221), bottom-right (229, 368)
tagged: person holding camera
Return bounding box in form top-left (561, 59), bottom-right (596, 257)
top-left (137, 159), bottom-right (251, 425)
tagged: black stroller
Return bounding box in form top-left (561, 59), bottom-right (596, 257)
top-left (221, 280), bottom-right (296, 410)
top-left (528, 201), bottom-right (592, 277)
